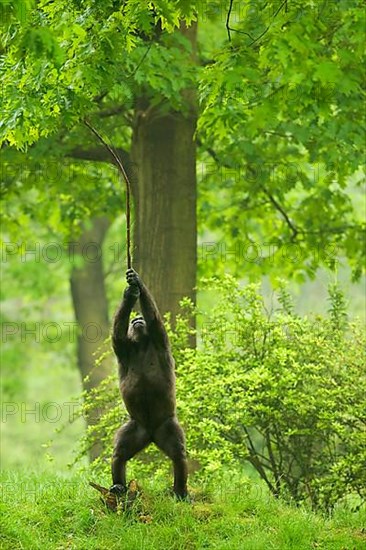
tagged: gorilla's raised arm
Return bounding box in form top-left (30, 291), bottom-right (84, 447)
top-left (127, 268), bottom-right (168, 348)
top-left (112, 282), bottom-right (139, 351)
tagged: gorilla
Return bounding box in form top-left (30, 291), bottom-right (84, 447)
top-left (110, 268), bottom-right (188, 499)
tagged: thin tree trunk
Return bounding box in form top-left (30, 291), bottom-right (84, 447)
top-left (69, 216), bottom-right (112, 461)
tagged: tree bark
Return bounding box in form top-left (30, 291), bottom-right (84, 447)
top-left (131, 23), bottom-right (197, 323)
top-left (69, 216), bottom-right (112, 461)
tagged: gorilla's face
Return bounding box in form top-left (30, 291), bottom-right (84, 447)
top-left (129, 315), bottom-right (147, 341)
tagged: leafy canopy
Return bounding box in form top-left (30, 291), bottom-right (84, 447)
top-left (0, 0), bottom-right (196, 146)
top-left (1, 0), bottom-right (365, 278)
top-left (198, 0), bottom-right (365, 280)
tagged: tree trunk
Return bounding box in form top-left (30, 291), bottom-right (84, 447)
top-left (131, 23), bottom-right (197, 323)
top-left (69, 216), bottom-right (112, 461)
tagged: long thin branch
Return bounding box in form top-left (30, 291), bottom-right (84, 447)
top-left (244, 427), bottom-right (276, 494)
top-left (262, 189), bottom-right (298, 239)
top-left (84, 120), bottom-right (133, 269)
top-left (67, 146), bottom-right (130, 165)
top-left (130, 43), bottom-right (152, 77)
top-left (98, 105), bottom-right (127, 118)
top-left (226, 0), bottom-right (234, 42)
top-left (265, 428), bottom-right (280, 496)
top-left (226, 0), bottom-right (287, 46)
top-left (248, 0), bottom-right (287, 47)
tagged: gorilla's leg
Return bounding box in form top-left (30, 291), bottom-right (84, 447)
top-left (153, 417), bottom-right (188, 498)
top-left (111, 419), bottom-right (151, 493)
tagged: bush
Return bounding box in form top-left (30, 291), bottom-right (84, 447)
top-left (177, 277), bottom-right (366, 511)
top-left (74, 277), bottom-right (366, 512)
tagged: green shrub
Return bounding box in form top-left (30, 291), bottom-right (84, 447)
top-left (178, 277), bottom-right (366, 511)
top-left (73, 277), bottom-right (365, 512)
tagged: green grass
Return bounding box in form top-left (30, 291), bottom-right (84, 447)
top-left (1, 470), bottom-right (365, 550)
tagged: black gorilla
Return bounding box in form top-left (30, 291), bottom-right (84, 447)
top-left (110, 268), bottom-right (188, 499)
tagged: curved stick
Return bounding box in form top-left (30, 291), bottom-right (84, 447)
top-left (84, 119), bottom-right (132, 269)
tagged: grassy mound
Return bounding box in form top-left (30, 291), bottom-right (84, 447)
top-left (1, 470), bottom-right (365, 549)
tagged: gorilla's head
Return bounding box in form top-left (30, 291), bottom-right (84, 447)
top-left (128, 315), bottom-right (147, 341)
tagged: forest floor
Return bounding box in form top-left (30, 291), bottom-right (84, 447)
top-left (1, 470), bottom-right (365, 550)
